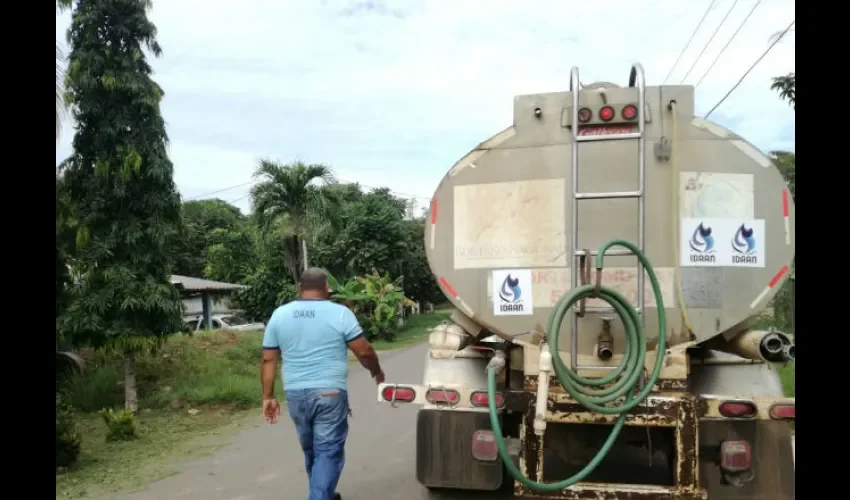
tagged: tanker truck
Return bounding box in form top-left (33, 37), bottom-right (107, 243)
top-left (376, 64), bottom-right (795, 499)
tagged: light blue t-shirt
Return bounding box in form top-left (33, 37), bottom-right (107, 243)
top-left (262, 299), bottom-right (363, 392)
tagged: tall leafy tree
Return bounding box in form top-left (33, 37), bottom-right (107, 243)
top-left (59, 0), bottom-right (184, 411)
top-left (250, 160), bottom-right (341, 283)
top-left (771, 72), bottom-right (795, 110)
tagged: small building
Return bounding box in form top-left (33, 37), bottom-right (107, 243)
top-left (170, 275), bottom-right (247, 330)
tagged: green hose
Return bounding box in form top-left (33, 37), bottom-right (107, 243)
top-left (487, 239), bottom-right (667, 492)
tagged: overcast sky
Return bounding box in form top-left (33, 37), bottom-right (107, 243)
top-left (55, 0), bottom-right (795, 216)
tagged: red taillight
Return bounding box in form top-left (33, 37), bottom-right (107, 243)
top-left (471, 430), bottom-right (499, 461)
top-left (578, 107), bottom-right (592, 123)
top-left (770, 404), bottom-right (795, 419)
top-left (382, 386), bottom-right (415, 403)
top-left (718, 401), bottom-right (757, 418)
top-left (720, 441), bottom-right (752, 472)
top-left (426, 389), bottom-right (460, 405)
top-left (599, 106), bottom-right (614, 122)
top-left (622, 104), bottom-right (638, 120)
top-left (471, 391), bottom-right (505, 408)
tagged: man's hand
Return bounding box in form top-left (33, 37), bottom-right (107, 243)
top-left (263, 398), bottom-right (281, 424)
top-left (373, 370), bottom-right (385, 385)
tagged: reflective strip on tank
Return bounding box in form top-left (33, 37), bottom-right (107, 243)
top-left (750, 265), bottom-right (789, 309)
top-left (430, 199), bottom-right (438, 249)
top-left (439, 276), bottom-right (474, 317)
top-left (782, 189), bottom-right (790, 245)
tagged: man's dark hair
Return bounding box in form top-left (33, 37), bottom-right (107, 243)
top-left (299, 267), bottom-right (328, 291)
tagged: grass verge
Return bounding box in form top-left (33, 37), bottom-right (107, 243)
top-left (57, 312), bottom-right (450, 498)
top-left (778, 361), bottom-right (795, 397)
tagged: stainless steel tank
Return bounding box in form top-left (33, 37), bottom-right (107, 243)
top-left (424, 77), bottom-right (795, 356)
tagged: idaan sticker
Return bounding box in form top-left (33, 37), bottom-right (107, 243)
top-left (680, 218), bottom-right (765, 268)
top-left (492, 269), bottom-right (534, 316)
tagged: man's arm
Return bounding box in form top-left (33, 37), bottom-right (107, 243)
top-left (347, 337), bottom-right (384, 382)
top-left (261, 319), bottom-right (281, 399)
top-left (261, 348), bottom-right (280, 399)
top-left (340, 307), bottom-right (384, 382)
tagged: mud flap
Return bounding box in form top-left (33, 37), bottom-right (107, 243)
top-left (416, 409), bottom-right (504, 490)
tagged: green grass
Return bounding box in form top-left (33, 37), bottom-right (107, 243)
top-left (56, 407), bottom-right (254, 499)
top-left (57, 312), bottom-right (450, 498)
top-left (778, 361), bottom-right (795, 397)
top-left (370, 312), bottom-right (450, 351)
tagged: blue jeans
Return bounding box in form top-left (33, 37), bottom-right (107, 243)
top-left (285, 388), bottom-right (349, 500)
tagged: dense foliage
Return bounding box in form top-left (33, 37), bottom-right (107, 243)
top-left (58, 0), bottom-right (185, 411)
top-left (166, 168), bottom-right (444, 324)
top-left (328, 270), bottom-right (415, 341)
top-left (56, 393), bottom-right (82, 468)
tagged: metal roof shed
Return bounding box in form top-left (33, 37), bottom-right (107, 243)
top-left (170, 275), bottom-right (248, 330)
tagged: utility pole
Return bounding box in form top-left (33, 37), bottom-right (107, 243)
top-left (302, 239), bottom-right (309, 271)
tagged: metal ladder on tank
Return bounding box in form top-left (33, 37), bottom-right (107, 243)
top-left (568, 63), bottom-right (647, 372)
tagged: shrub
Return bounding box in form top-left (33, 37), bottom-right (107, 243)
top-left (99, 408), bottom-right (138, 442)
top-left (56, 393), bottom-right (82, 468)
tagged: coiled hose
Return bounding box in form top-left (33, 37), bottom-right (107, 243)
top-left (487, 239), bottom-right (667, 492)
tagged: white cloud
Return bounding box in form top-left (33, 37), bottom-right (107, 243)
top-left (56, 0), bottom-right (795, 215)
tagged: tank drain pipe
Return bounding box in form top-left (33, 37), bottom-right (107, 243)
top-left (533, 343), bottom-right (553, 437)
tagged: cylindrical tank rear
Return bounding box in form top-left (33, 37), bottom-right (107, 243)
top-left (425, 78), bottom-right (795, 358)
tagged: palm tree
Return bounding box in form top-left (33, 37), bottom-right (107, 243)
top-left (771, 73), bottom-right (795, 110)
top-left (251, 160), bottom-right (341, 283)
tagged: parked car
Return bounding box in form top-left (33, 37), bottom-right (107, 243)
top-left (183, 314), bottom-right (265, 332)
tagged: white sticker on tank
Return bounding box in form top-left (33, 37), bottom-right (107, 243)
top-left (680, 218), bottom-right (765, 268)
top-left (492, 269), bottom-right (534, 316)
top-left (529, 267), bottom-right (676, 309)
top-left (454, 179), bottom-right (567, 270)
top-left (680, 172), bottom-right (754, 219)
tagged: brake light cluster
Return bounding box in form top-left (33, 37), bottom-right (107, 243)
top-left (380, 386), bottom-right (506, 408)
top-left (718, 400), bottom-right (795, 420)
top-left (577, 104), bottom-right (638, 123)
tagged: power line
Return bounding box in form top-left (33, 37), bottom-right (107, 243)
top-left (695, 0), bottom-right (764, 88)
top-left (663, 0), bottom-right (718, 84)
top-left (704, 19), bottom-right (795, 119)
top-left (679, 0), bottom-right (740, 84)
top-left (184, 180), bottom-right (256, 201)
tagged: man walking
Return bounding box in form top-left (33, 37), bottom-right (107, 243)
top-left (261, 268), bottom-right (386, 500)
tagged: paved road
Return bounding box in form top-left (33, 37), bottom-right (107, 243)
top-left (116, 343), bottom-right (496, 500)
top-left (114, 343), bottom-right (795, 500)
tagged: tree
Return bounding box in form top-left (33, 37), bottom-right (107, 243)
top-left (250, 160), bottom-right (341, 283)
top-left (58, 0), bottom-right (184, 411)
top-left (398, 218), bottom-right (443, 305)
top-left (770, 151), bottom-right (795, 200)
top-left (313, 187), bottom-right (407, 278)
top-left (203, 227), bottom-right (256, 283)
top-left (173, 199), bottom-right (253, 279)
top-left (771, 72), bottom-right (795, 110)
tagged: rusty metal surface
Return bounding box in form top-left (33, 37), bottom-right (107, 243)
top-left (515, 486), bottom-right (708, 499)
top-left (522, 376), bottom-right (687, 394)
top-left (675, 395), bottom-right (700, 491)
top-left (511, 388), bottom-right (707, 499)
